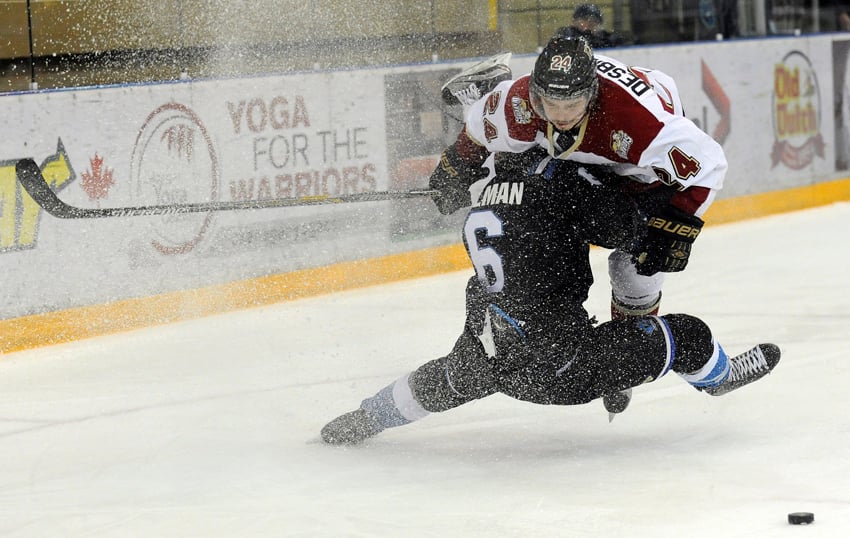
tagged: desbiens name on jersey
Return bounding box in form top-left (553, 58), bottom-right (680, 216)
top-left (596, 60), bottom-right (651, 97)
top-left (473, 181), bottom-right (524, 207)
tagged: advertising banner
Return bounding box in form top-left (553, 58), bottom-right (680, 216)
top-left (1, 34), bottom-right (848, 319)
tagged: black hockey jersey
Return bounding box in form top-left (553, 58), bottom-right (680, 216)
top-left (462, 152), bottom-right (645, 341)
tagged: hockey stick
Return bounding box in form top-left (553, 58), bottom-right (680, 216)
top-left (16, 159), bottom-right (437, 219)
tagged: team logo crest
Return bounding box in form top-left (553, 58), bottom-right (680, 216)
top-left (511, 96), bottom-right (533, 124)
top-left (611, 130), bottom-right (633, 159)
top-left (131, 102), bottom-right (220, 255)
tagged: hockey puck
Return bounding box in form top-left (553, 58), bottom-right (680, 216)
top-left (788, 512), bottom-right (814, 525)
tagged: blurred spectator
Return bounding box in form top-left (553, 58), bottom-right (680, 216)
top-left (718, 0), bottom-right (740, 38)
top-left (555, 4), bottom-right (628, 48)
top-left (839, 10), bottom-right (850, 31)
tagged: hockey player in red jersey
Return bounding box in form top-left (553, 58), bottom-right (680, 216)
top-left (321, 152), bottom-right (779, 445)
top-left (433, 36), bottom-right (726, 417)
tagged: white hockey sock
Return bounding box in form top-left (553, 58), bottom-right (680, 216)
top-left (679, 339), bottom-right (730, 388)
top-left (360, 373), bottom-right (430, 428)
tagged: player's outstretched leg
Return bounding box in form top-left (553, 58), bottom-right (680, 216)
top-left (321, 372), bottom-right (429, 445)
top-left (322, 327), bottom-right (496, 445)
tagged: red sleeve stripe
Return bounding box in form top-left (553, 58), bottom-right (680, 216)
top-left (671, 186), bottom-right (711, 215)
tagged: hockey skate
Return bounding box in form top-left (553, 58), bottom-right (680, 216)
top-left (321, 408), bottom-right (385, 445)
top-left (703, 343), bottom-right (781, 396)
top-left (603, 388), bottom-right (632, 422)
top-left (441, 52), bottom-right (513, 107)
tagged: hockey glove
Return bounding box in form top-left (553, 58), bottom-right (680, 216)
top-left (428, 145), bottom-right (487, 215)
top-left (633, 206), bottom-right (704, 276)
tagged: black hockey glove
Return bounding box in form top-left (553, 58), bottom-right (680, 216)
top-left (428, 145), bottom-right (487, 215)
top-left (633, 206), bottom-right (704, 276)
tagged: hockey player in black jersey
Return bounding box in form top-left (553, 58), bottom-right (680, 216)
top-left (321, 151), bottom-right (780, 445)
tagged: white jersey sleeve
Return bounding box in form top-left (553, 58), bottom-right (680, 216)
top-left (463, 78), bottom-right (542, 154)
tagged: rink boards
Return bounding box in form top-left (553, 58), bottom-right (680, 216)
top-left (2, 33), bottom-right (850, 351)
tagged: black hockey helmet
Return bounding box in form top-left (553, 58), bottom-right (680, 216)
top-left (529, 36), bottom-right (598, 112)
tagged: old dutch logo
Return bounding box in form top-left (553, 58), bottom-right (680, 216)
top-left (771, 51), bottom-right (824, 169)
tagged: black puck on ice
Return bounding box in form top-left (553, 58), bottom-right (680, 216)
top-left (788, 512), bottom-right (814, 525)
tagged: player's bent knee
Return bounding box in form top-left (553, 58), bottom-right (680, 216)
top-left (661, 314), bottom-right (715, 373)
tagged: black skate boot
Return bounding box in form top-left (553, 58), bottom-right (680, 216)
top-left (703, 343), bottom-right (781, 396)
top-left (321, 409), bottom-right (385, 445)
top-left (603, 388), bottom-right (632, 422)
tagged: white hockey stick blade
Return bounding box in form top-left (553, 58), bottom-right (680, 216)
top-left (15, 159), bottom-right (437, 219)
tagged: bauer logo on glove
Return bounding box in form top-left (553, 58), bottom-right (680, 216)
top-left (646, 216), bottom-right (701, 240)
top-left (634, 207), bottom-right (704, 276)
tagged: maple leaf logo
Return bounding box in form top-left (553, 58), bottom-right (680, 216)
top-left (81, 153), bottom-right (115, 201)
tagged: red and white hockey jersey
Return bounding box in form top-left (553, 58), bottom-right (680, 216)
top-left (457, 54), bottom-right (727, 217)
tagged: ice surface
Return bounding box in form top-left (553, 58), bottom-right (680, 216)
top-left (0, 203), bottom-right (848, 537)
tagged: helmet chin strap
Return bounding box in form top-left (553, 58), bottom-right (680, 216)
top-left (546, 115), bottom-right (590, 157)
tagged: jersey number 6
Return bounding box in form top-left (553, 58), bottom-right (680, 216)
top-left (464, 210), bottom-right (505, 293)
